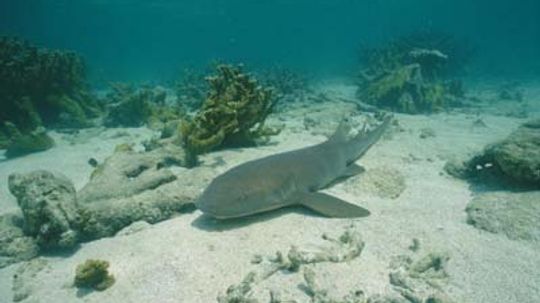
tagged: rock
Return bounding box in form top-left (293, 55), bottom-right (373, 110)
top-left (346, 166), bottom-right (406, 199)
top-left (8, 170), bottom-right (80, 250)
top-left (419, 127), bottom-right (436, 139)
top-left (0, 214), bottom-right (39, 269)
top-left (466, 191), bottom-right (540, 241)
top-left (485, 120), bottom-right (540, 186)
top-left (447, 120), bottom-right (540, 188)
top-left (78, 145), bottom-right (185, 203)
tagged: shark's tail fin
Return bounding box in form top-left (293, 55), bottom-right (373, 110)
top-left (347, 114), bottom-right (393, 163)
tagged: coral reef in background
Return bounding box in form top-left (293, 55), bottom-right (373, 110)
top-left (180, 64), bottom-right (280, 167)
top-left (74, 259), bottom-right (115, 291)
top-left (103, 83), bottom-right (184, 130)
top-left (174, 68), bottom-right (208, 111)
top-left (4, 126), bottom-right (55, 158)
top-left (356, 32), bottom-right (469, 114)
top-left (0, 37), bottom-right (102, 149)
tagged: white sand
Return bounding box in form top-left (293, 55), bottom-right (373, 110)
top-left (0, 83), bottom-right (539, 303)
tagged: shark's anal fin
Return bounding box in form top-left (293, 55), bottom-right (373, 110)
top-left (298, 192), bottom-right (370, 218)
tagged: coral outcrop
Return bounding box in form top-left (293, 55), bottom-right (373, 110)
top-left (356, 32), bottom-right (468, 114)
top-left (4, 144), bottom-right (197, 263)
top-left (74, 259), bottom-right (115, 291)
top-left (445, 119), bottom-right (540, 188)
top-left (0, 37), bottom-right (101, 150)
top-left (5, 126), bottom-right (54, 158)
top-left (8, 170), bottom-right (81, 249)
top-left (180, 64), bottom-right (279, 166)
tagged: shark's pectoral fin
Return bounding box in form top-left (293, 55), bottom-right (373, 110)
top-left (343, 163), bottom-right (365, 177)
top-left (298, 192), bottom-right (370, 218)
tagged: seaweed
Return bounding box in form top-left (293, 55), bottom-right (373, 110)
top-left (74, 259), bottom-right (115, 291)
top-left (180, 64), bottom-right (280, 167)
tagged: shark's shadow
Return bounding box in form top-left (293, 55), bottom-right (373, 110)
top-left (191, 206), bottom-right (320, 232)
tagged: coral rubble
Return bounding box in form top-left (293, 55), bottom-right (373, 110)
top-left (180, 64), bottom-right (279, 166)
top-left (74, 259), bottom-right (115, 291)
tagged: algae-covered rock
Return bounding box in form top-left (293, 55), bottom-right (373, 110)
top-left (466, 191), bottom-right (540, 241)
top-left (445, 119), bottom-right (540, 188)
top-left (181, 64), bottom-right (280, 167)
top-left (5, 127), bottom-right (54, 158)
top-left (8, 170), bottom-right (80, 249)
top-left (0, 214), bottom-right (39, 269)
top-left (74, 259), bottom-right (115, 291)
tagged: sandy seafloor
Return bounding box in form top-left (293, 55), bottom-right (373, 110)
top-left (0, 81), bottom-right (539, 303)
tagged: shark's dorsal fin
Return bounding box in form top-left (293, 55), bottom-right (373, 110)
top-left (329, 119), bottom-right (351, 143)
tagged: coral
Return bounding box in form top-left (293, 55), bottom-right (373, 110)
top-left (74, 259), bottom-right (115, 291)
top-left (357, 32), bottom-right (467, 114)
top-left (8, 170), bottom-right (80, 249)
top-left (5, 127), bottom-right (54, 158)
top-left (0, 36), bottom-right (101, 138)
top-left (181, 64), bottom-right (279, 167)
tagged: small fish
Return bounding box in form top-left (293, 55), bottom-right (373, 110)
top-left (196, 116), bottom-right (392, 219)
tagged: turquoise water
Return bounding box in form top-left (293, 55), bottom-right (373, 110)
top-left (1, 0), bottom-right (539, 82)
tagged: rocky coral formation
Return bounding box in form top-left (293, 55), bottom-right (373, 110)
top-left (103, 83), bottom-right (183, 130)
top-left (445, 119), bottom-right (540, 188)
top-left (74, 259), bottom-right (115, 291)
top-left (4, 144), bottom-right (197, 263)
top-left (0, 214), bottom-right (39, 269)
top-left (356, 32), bottom-right (467, 114)
top-left (8, 170), bottom-right (81, 249)
top-left (466, 191), bottom-right (540, 241)
top-left (180, 64), bottom-right (280, 166)
top-left (0, 36), bottom-right (101, 149)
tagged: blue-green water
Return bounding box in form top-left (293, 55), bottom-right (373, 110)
top-left (1, 0), bottom-right (539, 82)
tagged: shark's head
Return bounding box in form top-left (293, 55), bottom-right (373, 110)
top-left (196, 170), bottom-right (279, 219)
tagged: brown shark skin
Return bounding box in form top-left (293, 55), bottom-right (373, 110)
top-left (196, 117), bottom-right (391, 219)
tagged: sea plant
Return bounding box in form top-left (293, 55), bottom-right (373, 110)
top-left (180, 64), bottom-right (280, 167)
